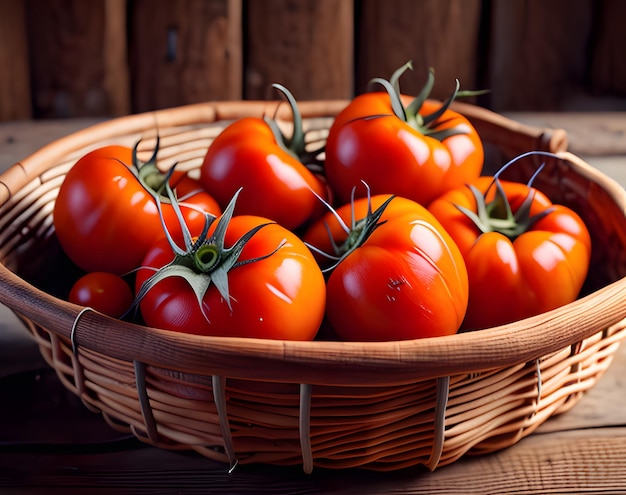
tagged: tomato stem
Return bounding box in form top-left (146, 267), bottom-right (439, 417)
top-left (194, 244), bottom-right (220, 272)
top-left (306, 182), bottom-right (393, 273)
top-left (131, 186), bottom-right (281, 318)
top-left (455, 153), bottom-right (559, 241)
top-left (366, 62), bottom-right (484, 142)
top-left (264, 83), bottom-right (325, 173)
top-left (126, 136), bottom-right (184, 204)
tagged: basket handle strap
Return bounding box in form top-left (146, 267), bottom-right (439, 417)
top-left (425, 376), bottom-right (450, 470)
top-left (69, 307), bottom-right (100, 413)
top-left (213, 375), bottom-right (238, 473)
top-left (299, 383), bottom-right (314, 474)
top-left (134, 360), bottom-right (159, 443)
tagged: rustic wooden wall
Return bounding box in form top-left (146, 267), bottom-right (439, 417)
top-left (355, 0), bottom-right (483, 102)
top-left (129, 0), bottom-right (242, 113)
top-left (588, 0), bottom-right (626, 102)
top-left (0, 0), bottom-right (31, 120)
top-left (244, 0), bottom-right (353, 100)
top-left (483, 0), bottom-right (594, 111)
top-left (1, 0), bottom-right (625, 121)
top-left (23, 0), bottom-right (130, 119)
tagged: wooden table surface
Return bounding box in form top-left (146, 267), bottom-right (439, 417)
top-left (0, 115), bottom-right (625, 494)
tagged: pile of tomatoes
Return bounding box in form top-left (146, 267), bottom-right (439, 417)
top-left (53, 64), bottom-right (592, 342)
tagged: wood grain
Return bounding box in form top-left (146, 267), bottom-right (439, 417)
top-left (5, 0), bottom-right (626, 119)
top-left (244, 0), bottom-right (353, 100)
top-left (129, 0), bottom-right (242, 113)
top-left (485, 0), bottom-right (594, 111)
top-left (0, 0), bottom-right (31, 120)
top-left (356, 0), bottom-right (483, 100)
top-left (589, 0), bottom-right (626, 98)
top-left (1, 429), bottom-right (626, 493)
top-left (24, 0), bottom-right (130, 118)
top-left (102, 0), bottom-right (131, 116)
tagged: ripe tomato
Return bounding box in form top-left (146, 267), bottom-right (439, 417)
top-left (303, 193), bottom-right (469, 341)
top-left (54, 144), bottom-right (221, 275)
top-left (135, 211), bottom-right (326, 341)
top-left (324, 65), bottom-right (484, 207)
top-left (199, 85), bottom-right (328, 231)
top-left (69, 272), bottom-right (133, 318)
top-left (428, 175), bottom-right (592, 330)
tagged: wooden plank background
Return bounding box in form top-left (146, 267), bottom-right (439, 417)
top-left (1, 0), bottom-right (625, 121)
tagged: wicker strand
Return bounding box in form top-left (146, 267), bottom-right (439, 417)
top-left (426, 376), bottom-right (450, 471)
top-left (133, 360), bottom-right (159, 443)
top-left (299, 383), bottom-right (314, 474)
top-left (534, 359), bottom-right (543, 416)
top-left (212, 375), bottom-right (238, 472)
top-left (70, 306), bottom-right (92, 356)
top-left (569, 341), bottom-right (583, 375)
top-left (69, 307), bottom-right (100, 413)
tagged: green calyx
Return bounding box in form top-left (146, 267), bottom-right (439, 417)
top-left (456, 180), bottom-right (552, 241)
top-left (306, 183), bottom-right (394, 273)
top-left (127, 137), bottom-right (173, 199)
top-left (455, 152), bottom-right (560, 241)
top-left (263, 83), bottom-right (324, 174)
top-left (368, 61), bottom-right (487, 141)
top-left (131, 184), bottom-right (282, 318)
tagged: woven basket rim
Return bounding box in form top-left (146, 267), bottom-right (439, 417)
top-left (1, 258), bottom-right (624, 386)
top-left (0, 101), bottom-right (624, 387)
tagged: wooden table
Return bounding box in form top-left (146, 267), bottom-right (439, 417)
top-left (0, 115), bottom-right (625, 494)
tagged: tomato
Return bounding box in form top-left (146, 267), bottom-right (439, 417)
top-left (134, 203), bottom-right (326, 340)
top-left (69, 272), bottom-right (133, 318)
top-left (54, 143), bottom-right (221, 275)
top-left (303, 192), bottom-right (469, 341)
top-left (428, 174), bottom-right (592, 330)
top-left (199, 84), bottom-right (328, 231)
top-left (324, 65), bottom-right (484, 207)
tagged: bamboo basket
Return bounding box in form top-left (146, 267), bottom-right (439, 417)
top-left (0, 100), bottom-right (625, 473)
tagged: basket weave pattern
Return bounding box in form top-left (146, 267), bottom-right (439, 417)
top-left (0, 100), bottom-right (625, 472)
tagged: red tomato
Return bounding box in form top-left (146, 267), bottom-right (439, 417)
top-left (54, 144), bottom-right (222, 275)
top-left (304, 193), bottom-right (469, 341)
top-left (199, 85), bottom-right (328, 231)
top-left (428, 175), bottom-right (592, 330)
top-left (324, 68), bottom-right (483, 207)
top-left (69, 272), bottom-right (133, 318)
top-left (135, 214), bottom-right (326, 340)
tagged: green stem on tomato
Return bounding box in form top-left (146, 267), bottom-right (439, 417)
top-left (129, 185), bottom-right (282, 320)
top-left (305, 182), bottom-right (394, 274)
top-left (264, 83), bottom-right (325, 172)
top-left (454, 152), bottom-right (560, 241)
top-left (367, 62), bottom-right (479, 141)
top-left (121, 136), bottom-right (182, 203)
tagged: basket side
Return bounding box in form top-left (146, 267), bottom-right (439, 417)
top-left (0, 104), bottom-right (625, 386)
top-left (0, 101), bottom-right (625, 472)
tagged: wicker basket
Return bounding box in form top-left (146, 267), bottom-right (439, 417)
top-left (0, 100), bottom-right (625, 473)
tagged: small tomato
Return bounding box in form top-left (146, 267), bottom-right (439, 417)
top-left (69, 272), bottom-right (134, 318)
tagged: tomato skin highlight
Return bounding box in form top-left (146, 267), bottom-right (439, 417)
top-left (53, 145), bottom-right (221, 275)
top-left (324, 96), bottom-right (484, 207)
top-left (199, 117), bottom-right (328, 231)
top-left (428, 177), bottom-right (592, 330)
top-left (304, 195), bottom-right (469, 341)
top-left (136, 215), bottom-right (326, 340)
top-left (69, 272), bottom-right (134, 318)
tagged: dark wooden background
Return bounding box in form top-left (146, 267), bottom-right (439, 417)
top-left (2, 0), bottom-right (626, 121)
